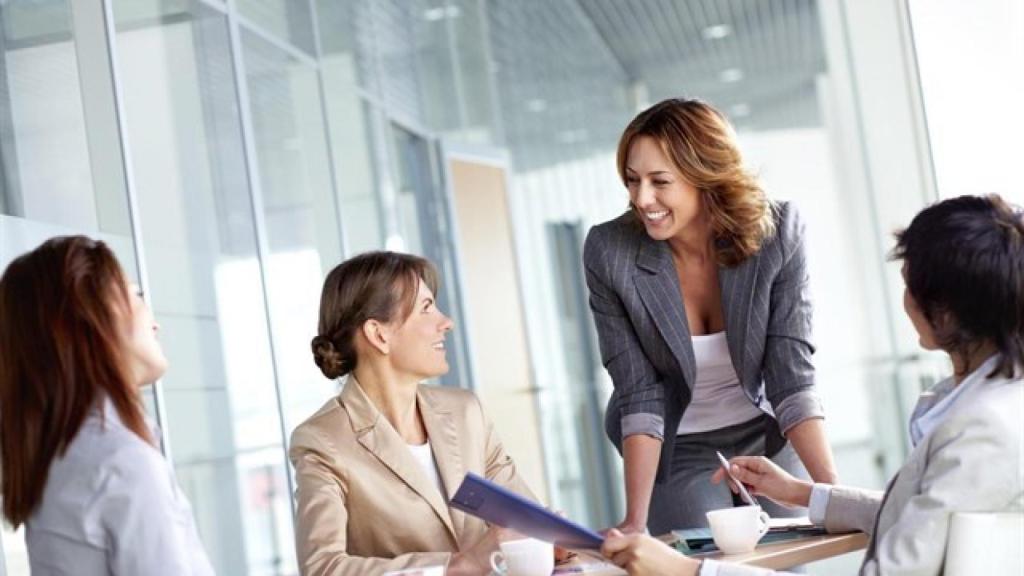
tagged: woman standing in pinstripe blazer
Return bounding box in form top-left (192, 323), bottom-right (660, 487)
top-left (583, 98), bottom-right (838, 535)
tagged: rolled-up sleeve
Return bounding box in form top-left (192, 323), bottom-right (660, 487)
top-left (762, 205), bottom-right (825, 433)
top-left (584, 227), bottom-right (665, 441)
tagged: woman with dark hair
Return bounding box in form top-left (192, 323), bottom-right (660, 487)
top-left (601, 194), bottom-right (1024, 575)
top-left (584, 98), bottom-right (837, 535)
top-left (290, 251), bottom-right (554, 575)
top-left (0, 236), bottom-right (213, 574)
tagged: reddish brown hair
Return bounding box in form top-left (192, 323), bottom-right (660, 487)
top-left (0, 236), bottom-right (151, 527)
top-left (617, 98), bottom-right (775, 266)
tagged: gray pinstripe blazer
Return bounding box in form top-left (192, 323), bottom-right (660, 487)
top-left (583, 201), bottom-right (824, 482)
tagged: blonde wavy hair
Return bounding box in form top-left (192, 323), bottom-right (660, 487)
top-left (616, 98), bottom-right (775, 267)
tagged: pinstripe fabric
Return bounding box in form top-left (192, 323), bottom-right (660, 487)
top-left (583, 201), bottom-right (824, 482)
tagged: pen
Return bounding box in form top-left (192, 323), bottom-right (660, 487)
top-left (716, 450), bottom-right (758, 507)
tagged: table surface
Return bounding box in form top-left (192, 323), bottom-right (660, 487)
top-left (682, 532), bottom-right (868, 570)
top-left (560, 532), bottom-right (868, 574)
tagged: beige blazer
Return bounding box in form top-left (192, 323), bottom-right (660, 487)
top-left (289, 378), bottom-right (535, 575)
top-left (716, 369), bottom-right (1024, 576)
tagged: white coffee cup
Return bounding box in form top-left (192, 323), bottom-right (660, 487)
top-left (706, 506), bottom-right (770, 554)
top-left (488, 537), bottom-right (555, 576)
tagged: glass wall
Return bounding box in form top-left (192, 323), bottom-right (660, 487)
top-left (2, 1), bottom-right (486, 573)
top-left (112, 1), bottom-right (294, 572)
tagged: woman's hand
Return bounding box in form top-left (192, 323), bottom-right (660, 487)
top-left (448, 525), bottom-right (514, 576)
top-left (601, 529), bottom-right (700, 576)
top-left (711, 456), bottom-right (813, 509)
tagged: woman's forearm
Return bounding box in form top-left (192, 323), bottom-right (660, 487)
top-left (621, 434), bottom-right (663, 528)
top-left (786, 418), bottom-right (838, 484)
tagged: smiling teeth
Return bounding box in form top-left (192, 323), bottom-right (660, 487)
top-left (432, 342), bottom-right (445, 350)
top-left (646, 211), bottom-right (669, 221)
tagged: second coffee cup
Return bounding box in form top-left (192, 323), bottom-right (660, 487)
top-left (705, 505), bottom-right (770, 554)
top-left (489, 537), bottom-right (554, 576)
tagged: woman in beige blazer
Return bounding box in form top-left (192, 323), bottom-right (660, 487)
top-left (600, 194), bottom-right (1024, 575)
top-left (290, 251), bottom-right (539, 575)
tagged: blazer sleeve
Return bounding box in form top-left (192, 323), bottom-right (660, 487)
top-left (761, 204), bottom-right (825, 433)
top-left (290, 427), bottom-right (452, 576)
top-left (823, 486), bottom-right (884, 535)
top-left (583, 225), bottom-right (667, 440)
top-left (859, 402), bottom-right (1023, 576)
top-left (476, 394), bottom-right (538, 501)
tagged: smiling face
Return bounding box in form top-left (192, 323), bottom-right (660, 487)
top-left (625, 135), bottom-right (704, 241)
top-left (385, 278), bottom-right (453, 381)
top-left (120, 282), bottom-right (168, 387)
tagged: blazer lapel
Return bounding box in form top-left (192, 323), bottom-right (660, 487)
top-left (634, 239), bottom-right (696, 387)
top-left (719, 255), bottom-right (760, 385)
top-left (418, 387), bottom-right (467, 538)
top-left (341, 378), bottom-right (457, 541)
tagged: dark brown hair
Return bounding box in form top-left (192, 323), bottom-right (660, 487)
top-left (0, 236), bottom-right (151, 527)
top-left (311, 251), bottom-right (439, 379)
top-left (617, 98), bottom-right (775, 266)
top-left (892, 194), bottom-right (1024, 378)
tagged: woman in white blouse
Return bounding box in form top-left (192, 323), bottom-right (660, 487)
top-left (0, 236), bottom-right (214, 575)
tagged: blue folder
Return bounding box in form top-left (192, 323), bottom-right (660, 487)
top-left (449, 472), bottom-right (604, 549)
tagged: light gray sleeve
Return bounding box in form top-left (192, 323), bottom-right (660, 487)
top-left (621, 413), bottom-right (665, 440)
top-left (774, 389), bottom-right (825, 434)
top-left (823, 485), bottom-right (884, 536)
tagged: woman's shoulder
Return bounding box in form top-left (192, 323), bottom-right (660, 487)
top-left (933, 376), bottom-right (1023, 455)
top-left (290, 394), bottom-right (349, 453)
top-left (740, 200), bottom-right (806, 270)
top-left (584, 212), bottom-right (646, 257)
top-left (56, 412), bottom-right (163, 479)
top-left (763, 200), bottom-right (804, 250)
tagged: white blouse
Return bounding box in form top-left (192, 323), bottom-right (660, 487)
top-left (676, 332), bottom-right (764, 435)
top-left (407, 440), bottom-right (445, 496)
top-left (25, 398), bottom-right (214, 575)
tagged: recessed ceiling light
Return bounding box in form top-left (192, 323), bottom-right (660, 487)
top-left (702, 24), bottom-right (732, 40)
top-left (719, 68), bottom-right (744, 83)
top-left (730, 103), bottom-right (751, 117)
top-left (526, 98), bottom-right (547, 112)
top-left (423, 5), bottom-right (460, 21)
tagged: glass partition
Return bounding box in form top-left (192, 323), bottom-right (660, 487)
top-left (113, 2), bottom-right (294, 573)
top-left (240, 28), bottom-right (342, 434)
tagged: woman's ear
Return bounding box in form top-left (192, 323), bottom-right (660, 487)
top-left (361, 319), bottom-right (391, 355)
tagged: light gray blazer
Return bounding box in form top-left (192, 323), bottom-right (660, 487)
top-left (583, 201), bottom-right (824, 481)
top-left (716, 368), bottom-right (1024, 576)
